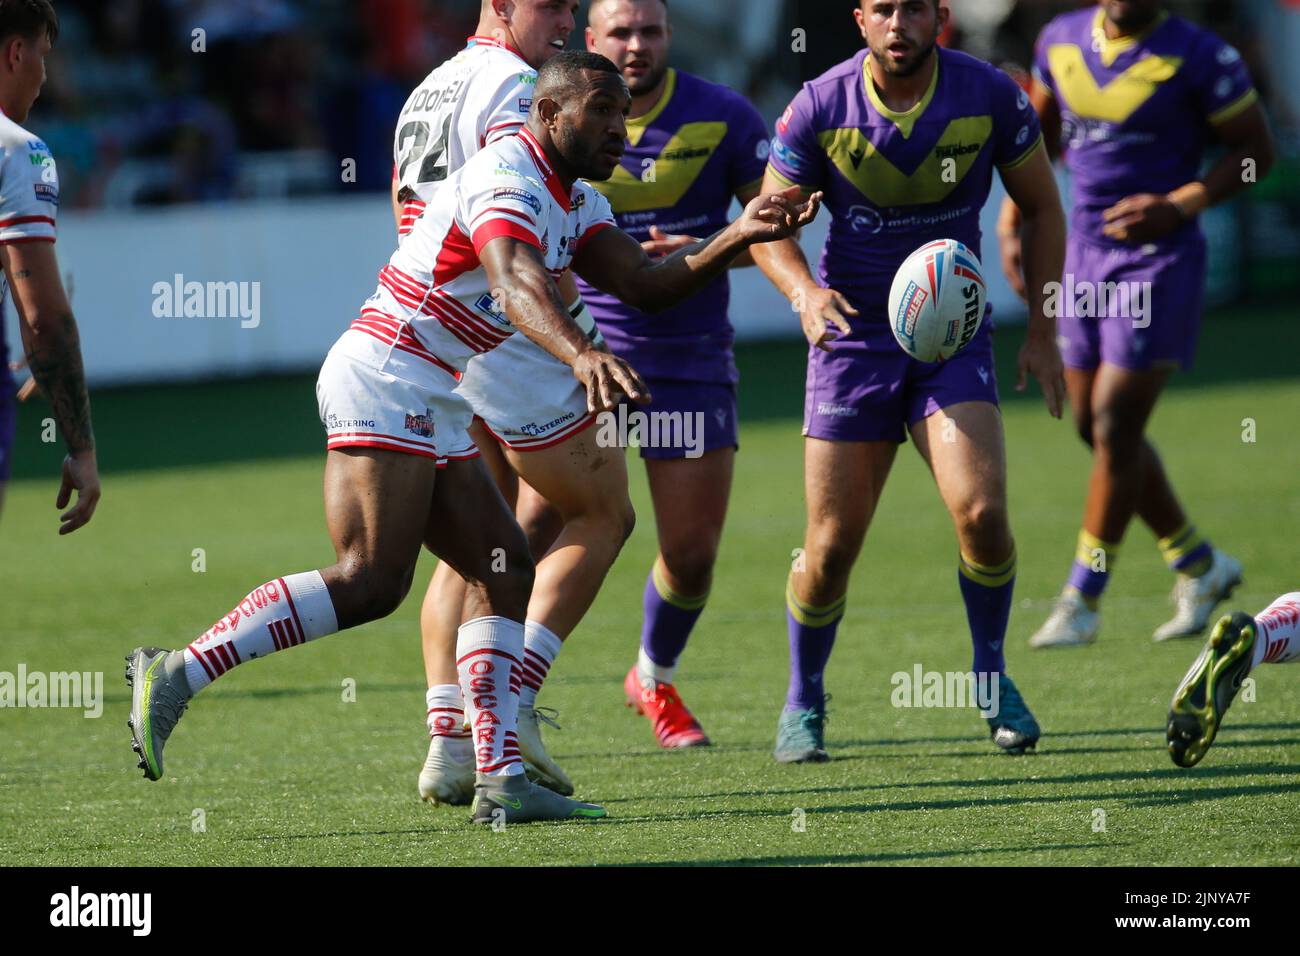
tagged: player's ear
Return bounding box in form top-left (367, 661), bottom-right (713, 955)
top-left (585, 27), bottom-right (596, 52)
top-left (935, 2), bottom-right (950, 35)
top-left (536, 95), bottom-right (563, 130)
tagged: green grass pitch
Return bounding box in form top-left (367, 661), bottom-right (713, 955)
top-left (2, 306), bottom-right (1298, 866)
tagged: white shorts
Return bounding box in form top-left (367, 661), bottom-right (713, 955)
top-left (317, 328), bottom-right (477, 462)
top-left (456, 300), bottom-right (600, 452)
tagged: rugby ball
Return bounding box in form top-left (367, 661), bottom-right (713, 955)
top-left (887, 239), bottom-right (986, 363)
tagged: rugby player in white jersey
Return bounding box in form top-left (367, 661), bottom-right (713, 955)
top-left (125, 50), bottom-right (821, 823)
top-left (396, 0), bottom-right (640, 804)
top-left (0, 0), bottom-right (99, 535)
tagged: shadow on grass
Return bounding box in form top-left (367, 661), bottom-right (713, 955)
top-left (608, 842), bottom-right (1127, 867)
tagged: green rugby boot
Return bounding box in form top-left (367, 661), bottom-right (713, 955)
top-left (125, 647), bottom-right (193, 781)
top-left (469, 772), bottom-right (606, 824)
top-left (1167, 612), bottom-right (1256, 768)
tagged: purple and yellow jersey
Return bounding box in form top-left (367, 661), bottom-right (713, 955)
top-left (576, 69), bottom-right (771, 384)
top-left (1033, 8), bottom-right (1257, 248)
top-left (767, 47), bottom-right (1042, 321)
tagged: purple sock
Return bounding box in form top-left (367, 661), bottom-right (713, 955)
top-left (957, 552), bottom-right (1016, 676)
top-left (640, 563), bottom-right (707, 669)
top-left (784, 579), bottom-right (845, 712)
top-left (1067, 531), bottom-right (1119, 602)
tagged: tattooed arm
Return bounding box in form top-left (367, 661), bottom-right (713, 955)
top-left (1, 240), bottom-right (100, 533)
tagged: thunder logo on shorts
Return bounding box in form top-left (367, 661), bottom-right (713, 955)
top-left (576, 69), bottom-right (771, 385)
top-left (1032, 7), bottom-right (1257, 250)
top-left (766, 47), bottom-right (1042, 323)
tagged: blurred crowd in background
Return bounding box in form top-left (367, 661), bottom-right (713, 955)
top-left (29, 0), bottom-right (1300, 211)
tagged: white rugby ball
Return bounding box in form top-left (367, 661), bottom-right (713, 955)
top-left (887, 239), bottom-right (986, 363)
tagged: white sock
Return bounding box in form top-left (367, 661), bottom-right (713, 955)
top-left (637, 645), bottom-right (675, 689)
top-left (183, 571), bottom-right (338, 692)
top-left (425, 683), bottom-right (468, 739)
top-left (456, 616), bottom-right (525, 777)
top-left (519, 620), bottom-right (563, 711)
top-left (1253, 592), bottom-right (1300, 667)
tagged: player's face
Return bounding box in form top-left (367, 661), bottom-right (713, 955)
top-left (1098, 0), bottom-right (1161, 32)
top-left (856, 1), bottom-right (944, 78)
top-left (508, 0), bottom-right (580, 70)
top-left (586, 0), bottom-right (671, 97)
top-left (554, 74), bottom-right (629, 180)
top-left (8, 32), bottom-right (50, 122)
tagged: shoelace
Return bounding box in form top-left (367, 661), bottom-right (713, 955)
top-left (533, 706), bottom-right (563, 731)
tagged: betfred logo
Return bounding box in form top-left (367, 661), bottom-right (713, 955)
top-left (405, 409), bottom-right (434, 438)
top-left (895, 281), bottom-right (927, 341)
top-left (777, 105), bottom-right (794, 135)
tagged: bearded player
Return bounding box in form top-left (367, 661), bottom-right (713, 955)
top-left (395, 0), bottom-right (637, 804)
top-left (125, 51), bottom-right (821, 822)
top-left (752, 0), bottom-right (1067, 762)
top-left (999, 0), bottom-right (1275, 649)
top-left (580, 0), bottom-right (772, 748)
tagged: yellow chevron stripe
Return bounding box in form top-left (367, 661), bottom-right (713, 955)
top-left (786, 577), bottom-right (846, 628)
top-left (652, 559), bottom-right (709, 611)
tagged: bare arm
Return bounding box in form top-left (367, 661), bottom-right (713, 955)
top-left (998, 142), bottom-right (1067, 418)
top-left (749, 169), bottom-right (857, 350)
top-left (2, 240), bottom-right (101, 532)
top-left (479, 236), bottom-right (648, 411)
top-left (573, 188), bottom-right (820, 314)
top-left (997, 79), bottom-right (1058, 295)
top-left (391, 175), bottom-right (403, 233)
top-left (636, 183), bottom-right (767, 269)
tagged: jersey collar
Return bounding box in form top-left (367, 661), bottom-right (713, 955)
top-left (626, 67), bottom-right (677, 139)
top-left (467, 34), bottom-right (527, 62)
top-left (1090, 9), bottom-right (1170, 67)
top-left (863, 50), bottom-right (940, 140)
top-left (518, 127), bottom-right (572, 212)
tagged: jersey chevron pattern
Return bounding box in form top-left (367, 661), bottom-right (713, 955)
top-left (577, 68), bottom-right (770, 384)
top-left (1033, 8), bottom-right (1257, 248)
top-left (766, 47), bottom-right (1041, 321)
top-left (356, 129), bottom-right (615, 372)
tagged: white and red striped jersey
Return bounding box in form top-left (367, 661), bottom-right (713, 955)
top-left (356, 128), bottom-right (616, 372)
top-left (394, 35), bottom-right (537, 238)
top-left (0, 109), bottom-right (58, 316)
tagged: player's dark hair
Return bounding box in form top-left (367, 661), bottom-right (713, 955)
top-left (535, 50), bottom-right (622, 104)
top-left (0, 0), bottom-right (58, 44)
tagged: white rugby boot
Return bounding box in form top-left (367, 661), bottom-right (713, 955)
top-left (1028, 590), bottom-right (1099, 648)
top-left (1153, 549), bottom-right (1244, 642)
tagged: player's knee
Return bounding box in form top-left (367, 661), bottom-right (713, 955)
top-left (806, 534), bottom-right (860, 586)
top-left (337, 558), bottom-right (415, 622)
top-left (958, 498), bottom-right (1010, 550)
top-left (1073, 412), bottom-right (1095, 447)
top-left (660, 540), bottom-right (719, 594)
top-left (1092, 406), bottom-right (1142, 458)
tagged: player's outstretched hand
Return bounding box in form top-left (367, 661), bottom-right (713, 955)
top-left (572, 349), bottom-right (651, 413)
top-left (1016, 331), bottom-right (1066, 419)
top-left (1102, 193), bottom-right (1183, 244)
top-left (795, 284), bottom-right (858, 352)
top-left (57, 449), bottom-right (101, 535)
top-left (736, 187), bottom-right (823, 245)
top-left (640, 226), bottom-right (697, 259)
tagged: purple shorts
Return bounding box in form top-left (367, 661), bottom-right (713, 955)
top-left (635, 378), bottom-right (738, 460)
top-left (1058, 235), bottom-right (1207, 372)
top-left (0, 380), bottom-right (14, 483)
top-left (803, 316), bottom-right (999, 444)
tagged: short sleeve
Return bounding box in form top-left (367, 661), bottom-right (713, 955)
top-left (1189, 33), bottom-right (1257, 126)
top-left (0, 138), bottom-right (58, 245)
top-left (725, 93), bottom-right (772, 195)
top-left (573, 186), bottom-right (616, 254)
top-left (480, 69), bottom-right (535, 148)
top-left (766, 86), bottom-right (825, 191)
top-left (991, 68), bottom-right (1043, 170)
top-left (460, 165), bottom-right (546, 255)
top-left (1030, 33), bottom-right (1057, 100)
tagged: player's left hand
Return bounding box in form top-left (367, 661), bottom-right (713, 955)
top-left (735, 187), bottom-right (822, 245)
top-left (1016, 330), bottom-right (1065, 419)
top-left (1102, 193), bottom-right (1183, 243)
top-left (640, 226), bottom-right (697, 259)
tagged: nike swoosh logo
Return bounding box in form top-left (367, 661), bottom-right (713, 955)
top-left (498, 797), bottom-right (522, 810)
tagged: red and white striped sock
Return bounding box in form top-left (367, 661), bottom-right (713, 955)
top-left (182, 571), bottom-right (338, 692)
top-left (519, 620), bottom-right (563, 712)
top-left (425, 684), bottom-right (468, 739)
top-left (457, 616), bottom-right (525, 777)
top-left (1253, 592), bottom-right (1300, 667)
